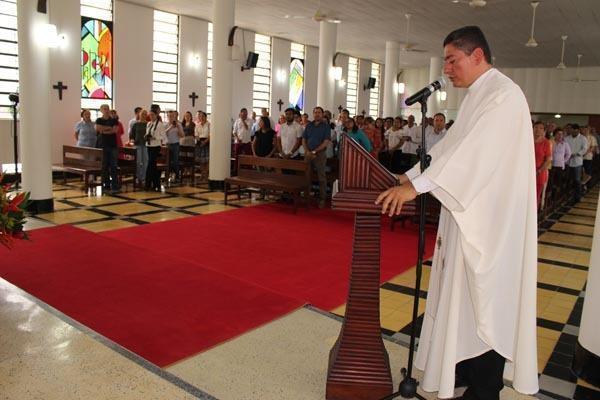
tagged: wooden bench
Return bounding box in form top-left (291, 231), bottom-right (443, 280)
top-left (52, 145), bottom-right (102, 190)
top-left (224, 156), bottom-right (311, 213)
top-left (179, 145), bottom-right (198, 184)
top-left (118, 146), bottom-right (138, 188)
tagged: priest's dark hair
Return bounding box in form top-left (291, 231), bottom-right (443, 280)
top-left (443, 26), bottom-right (492, 64)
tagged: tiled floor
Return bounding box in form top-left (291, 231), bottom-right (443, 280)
top-left (2, 178), bottom-right (599, 399)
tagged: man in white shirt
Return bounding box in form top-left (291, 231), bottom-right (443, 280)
top-left (277, 107), bottom-right (303, 158)
top-left (376, 26), bottom-right (538, 400)
top-left (399, 114), bottom-right (420, 172)
top-left (564, 123), bottom-right (589, 204)
top-left (385, 116), bottom-right (405, 173)
top-left (232, 108), bottom-right (254, 155)
top-left (424, 112), bottom-right (447, 152)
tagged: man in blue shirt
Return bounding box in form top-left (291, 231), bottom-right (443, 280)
top-left (302, 106), bottom-right (331, 208)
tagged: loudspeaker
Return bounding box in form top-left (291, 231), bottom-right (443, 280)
top-left (364, 77), bottom-right (376, 90)
top-left (37, 0), bottom-right (47, 13)
top-left (241, 51), bottom-right (259, 71)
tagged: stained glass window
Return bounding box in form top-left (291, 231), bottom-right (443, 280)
top-left (289, 42), bottom-right (304, 112)
top-left (0, 0), bottom-right (18, 119)
top-left (81, 0), bottom-right (112, 117)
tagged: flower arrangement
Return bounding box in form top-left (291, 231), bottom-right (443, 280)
top-left (0, 173), bottom-right (29, 248)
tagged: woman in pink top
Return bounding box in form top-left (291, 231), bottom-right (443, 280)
top-left (533, 121), bottom-right (552, 208)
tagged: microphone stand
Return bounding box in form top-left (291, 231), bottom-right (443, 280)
top-left (11, 101), bottom-right (19, 190)
top-left (380, 97), bottom-right (431, 400)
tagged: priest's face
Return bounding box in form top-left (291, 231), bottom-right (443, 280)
top-left (443, 44), bottom-right (484, 88)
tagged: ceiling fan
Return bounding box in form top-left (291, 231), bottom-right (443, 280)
top-left (450, 0), bottom-right (508, 8)
top-left (283, 0), bottom-right (341, 24)
top-left (556, 35), bottom-right (567, 69)
top-left (525, 1), bottom-right (539, 47)
top-left (562, 54), bottom-right (599, 83)
top-left (399, 14), bottom-right (427, 53)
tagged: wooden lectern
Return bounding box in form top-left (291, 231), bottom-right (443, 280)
top-left (326, 134), bottom-right (399, 400)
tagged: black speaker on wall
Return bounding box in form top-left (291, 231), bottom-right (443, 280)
top-left (241, 51), bottom-right (259, 71)
top-left (364, 77), bottom-right (376, 91)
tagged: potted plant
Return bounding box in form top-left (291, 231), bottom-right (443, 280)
top-left (0, 174), bottom-right (29, 248)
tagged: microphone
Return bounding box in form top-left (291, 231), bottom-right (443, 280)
top-left (404, 77), bottom-right (447, 106)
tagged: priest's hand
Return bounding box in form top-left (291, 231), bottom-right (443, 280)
top-left (375, 181), bottom-right (418, 216)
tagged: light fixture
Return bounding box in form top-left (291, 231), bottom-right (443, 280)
top-left (554, 114), bottom-right (561, 119)
top-left (440, 91), bottom-right (447, 101)
top-left (397, 82), bottom-right (405, 94)
top-left (277, 69), bottom-right (287, 83)
top-left (39, 23), bottom-right (59, 48)
top-left (333, 66), bottom-right (342, 81)
top-left (188, 53), bottom-right (201, 68)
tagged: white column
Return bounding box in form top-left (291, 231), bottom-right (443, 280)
top-left (575, 191), bottom-right (600, 380)
top-left (383, 41), bottom-right (400, 117)
top-left (17, 0), bottom-right (53, 212)
top-left (316, 21), bottom-right (337, 111)
top-left (428, 56), bottom-right (442, 116)
top-left (209, 0), bottom-right (234, 186)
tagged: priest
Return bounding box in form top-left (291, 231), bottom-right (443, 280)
top-left (376, 26), bottom-right (539, 400)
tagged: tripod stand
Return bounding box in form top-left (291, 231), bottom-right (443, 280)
top-left (380, 97), bottom-right (431, 400)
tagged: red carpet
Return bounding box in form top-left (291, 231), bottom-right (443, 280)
top-left (0, 225), bottom-right (303, 367)
top-left (104, 204), bottom-right (436, 310)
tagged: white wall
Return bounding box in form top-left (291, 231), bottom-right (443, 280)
top-left (0, 120), bottom-right (16, 167)
top-left (113, 1), bottom-right (153, 119)
top-left (333, 53), bottom-right (348, 116)
top-left (270, 37), bottom-right (290, 119)
top-left (178, 16), bottom-right (208, 114)
top-left (49, 0), bottom-right (81, 163)
top-left (304, 45), bottom-right (318, 114)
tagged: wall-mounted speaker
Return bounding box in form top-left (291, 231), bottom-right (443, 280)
top-left (241, 51), bottom-right (259, 71)
top-left (364, 77), bottom-right (376, 90)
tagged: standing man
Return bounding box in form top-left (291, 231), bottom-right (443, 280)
top-left (303, 106), bottom-right (331, 208)
top-left (424, 112), bottom-right (447, 151)
top-left (564, 123), bottom-right (589, 204)
top-left (278, 107), bottom-right (303, 159)
top-left (399, 114), bottom-right (420, 172)
top-left (96, 104), bottom-right (120, 193)
top-left (128, 107), bottom-right (142, 140)
top-left (376, 26), bottom-right (538, 400)
top-left (232, 108), bottom-right (254, 156)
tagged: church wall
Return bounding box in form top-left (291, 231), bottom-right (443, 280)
top-left (399, 65), bottom-right (600, 121)
top-left (49, 0), bottom-right (81, 164)
top-left (178, 16), bottom-right (209, 115)
top-left (357, 59), bottom-right (372, 116)
top-left (303, 45), bottom-right (318, 115)
top-left (0, 120), bottom-right (16, 167)
top-left (270, 37), bottom-right (291, 120)
top-left (113, 1), bottom-right (153, 125)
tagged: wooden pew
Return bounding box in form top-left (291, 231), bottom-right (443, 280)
top-left (52, 145), bottom-right (102, 190)
top-left (179, 145), bottom-right (197, 184)
top-left (118, 146), bottom-right (137, 188)
top-left (224, 156), bottom-right (311, 213)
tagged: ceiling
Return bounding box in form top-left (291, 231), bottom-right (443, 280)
top-left (125, 0), bottom-right (600, 68)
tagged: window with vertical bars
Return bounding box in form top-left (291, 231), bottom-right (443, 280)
top-left (0, 0), bottom-right (18, 119)
top-left (346, 57), bottom-right (359, 117)
top-left (152, 10), bottom-right (179, 113)
top-left (81, 0), bottom-right (113, 118)
top-left (206, 22), bottom-right (212, 115)
top-left (369, 62), bottom-right (381, 117)
top-left (252, 33), bottom-right (271, 115)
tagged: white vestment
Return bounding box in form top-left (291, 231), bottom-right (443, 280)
top-left (408, 69), bottom-right (539, 398)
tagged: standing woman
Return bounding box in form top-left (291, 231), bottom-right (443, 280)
top-left (145, 110), bottom-right (166, 191)
top-left (131, 109), bottom-right (149, 187)
top-left (195, 111), bottom-right (211, 164)
top-left (74, 109), bottom-right (97, 148)
top-left (180, 111), bottom-right (196, 146)
top-left (252, 117), bottom-right (276, 158)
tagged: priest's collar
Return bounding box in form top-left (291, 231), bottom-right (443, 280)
top-left (467, 67), bottom-right (495, 94)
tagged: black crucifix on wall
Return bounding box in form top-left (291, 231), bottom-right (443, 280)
top-left (337, 105), bottom-right (343, 113)
top-left (277, 99), bottom-right (284, 111)
top-left (189, 92), bottom-right (199, 108)
top-left (361, 110), bottom-right (366, 116)
top-left (53, 81), bottom-right (68, 101)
